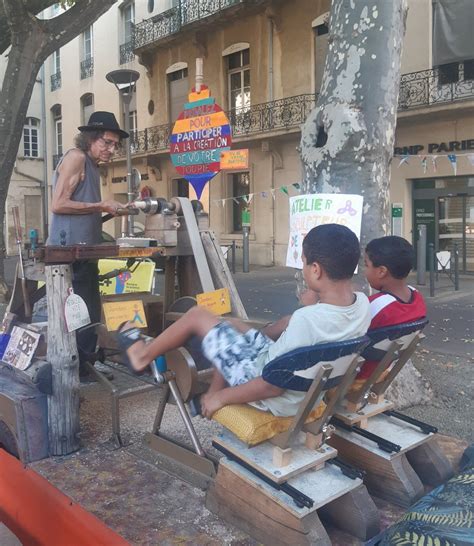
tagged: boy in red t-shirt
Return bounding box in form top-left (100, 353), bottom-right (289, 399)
top-left (358, 236), bottom-right (427, 379)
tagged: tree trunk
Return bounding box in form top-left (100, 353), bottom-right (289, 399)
top-left (301, 0), bottom-right (408, 248)
top-left (46, 265), bottom-right (80, 455)
top-left (0, 0), bottom-right (117, 288)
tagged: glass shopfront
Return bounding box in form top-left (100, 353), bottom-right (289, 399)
top-left (413, 177), bottom-right (474, 273)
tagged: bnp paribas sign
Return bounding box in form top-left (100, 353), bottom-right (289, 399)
top-left (395, 138), bottom-right (474, 156)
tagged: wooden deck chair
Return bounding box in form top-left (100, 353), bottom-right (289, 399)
top-left (341, 317), bottom-right (429, 414)
top-left (329, 318), bottom-right (453, 507)
top-left (206, 336), bottom-right (382, 545)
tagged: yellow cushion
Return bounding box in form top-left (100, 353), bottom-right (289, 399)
top-left (212, 401), bottom-right (326, 446)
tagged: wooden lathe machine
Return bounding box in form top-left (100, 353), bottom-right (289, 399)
top-left (0, 196), bottom-right (453, 545)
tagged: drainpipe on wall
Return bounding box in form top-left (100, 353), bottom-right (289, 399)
top-left (40, 64), bottom-right (49, 241)
top-left (268, 16), bottom-right (275, 265)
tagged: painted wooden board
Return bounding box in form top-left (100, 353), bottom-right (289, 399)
top-left (334, 399), bottom-right (394, 425)
top-left (214, 430), bottom-right (337, 484)
top-left (334, 414), bottom-right (433, 460)
top-left (220, 458), bottom-right (362, 517)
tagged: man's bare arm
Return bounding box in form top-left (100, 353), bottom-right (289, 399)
top-left (51, 150), bottom-right (122, 215)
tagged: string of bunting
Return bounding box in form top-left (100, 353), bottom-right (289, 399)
top-left (212, 152), bottom-right (474, 207)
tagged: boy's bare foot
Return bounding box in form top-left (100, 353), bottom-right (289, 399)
top-left (118, 322), bottom-right (150, 372)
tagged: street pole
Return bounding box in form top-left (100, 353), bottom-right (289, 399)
top-left (416, 224), bottom-right (427, 285)
top-left (122, 91), bottom-right (134, 236)
top-left (105, 69), bottom-right (140, 238)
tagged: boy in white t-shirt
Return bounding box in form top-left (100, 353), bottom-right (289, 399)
top-left (119, 224), bottom-right (370, 418)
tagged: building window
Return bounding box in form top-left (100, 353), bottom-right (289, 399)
top-left (227, 49), bottom-right (250, 112)
top-left (123, 3), bottom-right (134, 43)
top-left (51, 50), bottom-right (61, 91)
top-left (147, 0), bottom-right (154, 13)
top-left (120, 2), bottom-right (135, 64)
top-left (80, 93), bottom-right (94, 125)
top-left (230, 172), bottom-right (250, 233)
top-left (168, 66), bottom-right (188, 123)
top-left (313, 22), bottom-right (329, 93)
top-left (437, 62), bottom-right (459, 85)
top-left (463, 59), bottom-right (474, 80)
top-left (80, 26), bottom-right (94, 79)
top-left (23, 117), bottom-right (40, 158)
top-left (51, 105), bottom-right (62, 168)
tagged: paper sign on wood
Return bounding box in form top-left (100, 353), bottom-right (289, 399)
top-left (196, 288), bottom-right (231, 316)
top-left (2, 326), bottom-right (41, 370)
top-left (220, 149), bottom-right (249, 170)
top-left (103, 300), bottom-right (148, 331)
top-left (64, 289), bottom-right (91, 333)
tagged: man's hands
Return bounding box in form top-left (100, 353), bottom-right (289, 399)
top-left (200, 391), bottom-right (225, 419)
top-left (101, 200), bottom-right (126, 216)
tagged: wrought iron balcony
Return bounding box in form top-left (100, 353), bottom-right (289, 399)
top-left (115, 123), bottom-right (172, 158)
top-left (119, 41), bottom-right (135, 65)
top-left (80, 57), bottom-right (94, 80)
top-left (134, 0), bottom-right (245, 50)
top-left (52, 154), bottom-right (62, 170)
top-left (50, 71), bottom-right (61, 91)
top-left (115, 94), bottom-right (316, 159)
top-left (398, 62), bottom-right (474, 110)
top-left (229, 94), bottom-right (316, 137)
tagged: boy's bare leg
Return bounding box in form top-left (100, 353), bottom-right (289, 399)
top-left (122, 307), bottom-right (221, 371)
top-left (206, 369), bottom-right (228, 395)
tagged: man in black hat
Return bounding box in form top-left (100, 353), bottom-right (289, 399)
top-left (48, 111), bottom-right (128, 379)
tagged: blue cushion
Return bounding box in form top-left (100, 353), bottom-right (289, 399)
top-left (261, 336), bottom-right (370, 392)
top-left (362, 318), bottom-right (428, 361)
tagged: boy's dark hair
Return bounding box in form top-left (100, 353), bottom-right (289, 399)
top-left (302, 224), bottom-right (360, 280)
top-left (366, 236), bottom-right (414, 279)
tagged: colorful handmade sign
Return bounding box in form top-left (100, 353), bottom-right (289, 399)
top-left (98, 259), bottom-right (155, 295)
top-left (102, 300), bottom-right (147, 331)
top-left (196, 288), bottom-right (231, 316)
top-left (286, 193), bottom-right (364, 268)
top-left (170, 84), bottom-right (231, 198)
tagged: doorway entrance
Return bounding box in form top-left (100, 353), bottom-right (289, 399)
top-left (413, 177), bottom-right (474, 273)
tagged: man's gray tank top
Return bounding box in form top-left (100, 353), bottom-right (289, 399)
top-left (47, 150), bottom-right (102, 246)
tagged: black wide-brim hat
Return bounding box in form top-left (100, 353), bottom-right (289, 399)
top-left (78, 111), bottom-right (129, 139)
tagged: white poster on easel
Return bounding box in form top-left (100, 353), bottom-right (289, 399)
top-left (286, 194), bottom-right (364, 269)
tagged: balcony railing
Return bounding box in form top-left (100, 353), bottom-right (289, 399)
top-left (399, 62), bottom-right (474, 110)
top-left (229, 94), bottom-right (316, 137)
top-left (134, 0), bottom-right (244, 50)
top-left (119, 41), bottom-right (135, 64)
top-left (80, 57), bottom-right (94, 80)
top-left (115, 93), bottom-right (314, 158)
top-left (50, 71), bottom-right (61, 91)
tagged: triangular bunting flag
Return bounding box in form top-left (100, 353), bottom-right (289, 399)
top-left (466, 154), bottom-right (474, 167)
top-left (280, 186), bottom-right (289, 195)
top-left (420, 155), bottom-right (428, 174)
top-left (447, 154), bottom-right (457, 176)
top-left (292, 183), bottom-right (301, 191)
top-left (431, 155), bottom-right (438, 172)
top-left (399, 154), bottom-right (410, 166)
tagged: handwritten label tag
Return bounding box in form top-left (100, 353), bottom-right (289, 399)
top-left (196, 288), bottom-right (231, 316)
top-left (64, 289), bottom-right (91, 333)
top-left (102, 300), bottom-right (147, 331)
